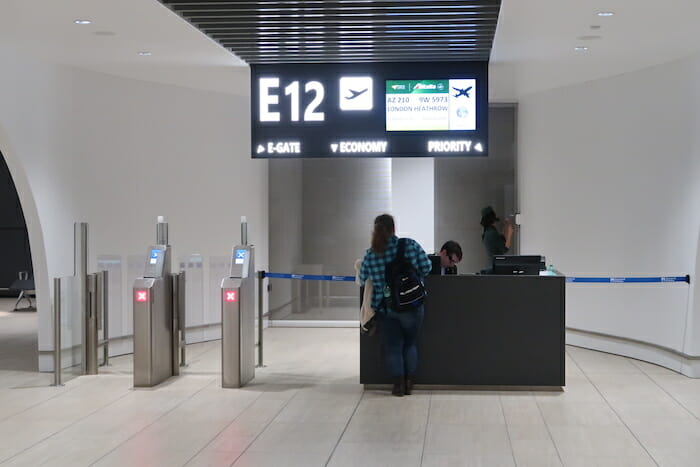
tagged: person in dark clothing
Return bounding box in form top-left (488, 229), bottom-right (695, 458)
top-left (481, 206), bottom-right (514, 261)
top-left (428, 240), bottom-right (463, 275)
top-left (359, 214), bottom-right (432, 397)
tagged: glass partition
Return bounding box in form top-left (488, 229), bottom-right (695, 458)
top-left (268, 158), bottom-right (385, 324)
top-left (206, 256), bottom-right (227, 340)
top-left (58, 276), bottom-right (82, 383)
top-left (180, 254), bottom-right (204, 343)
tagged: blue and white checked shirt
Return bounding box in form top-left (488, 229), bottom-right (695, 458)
top-left (359, 235), bottom-right (432, 311)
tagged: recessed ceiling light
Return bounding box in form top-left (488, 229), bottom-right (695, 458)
top-left (597, 12), bottom-right (615, 17)
top-left (590, 25), bottom-right (601, 30)
top-left (93, 31), bottom-right (116, 36)
top-left (574, 46), bottom-right (589, 52)
top-left (138, 51), bottom-right (152, 56)
top-left (74, 19), bottom-right (92, 25)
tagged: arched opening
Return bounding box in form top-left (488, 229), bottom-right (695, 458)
top-left (0, 149), bottom-right (37, 375)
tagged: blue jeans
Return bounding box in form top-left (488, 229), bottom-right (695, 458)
top-left (379, 306), bottom-right (424, 378)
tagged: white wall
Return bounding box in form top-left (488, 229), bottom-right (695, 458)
top-left (518, 51), bottom-right (700, 373)
top-left (0, 45), bottom-right (268, 369)
top-left (392, 158), bottom-right (434, 253)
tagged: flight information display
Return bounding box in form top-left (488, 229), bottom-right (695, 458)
top-left (251, 62), bottom-right (488, 158)
top-left (386, 79), bottom-right (476, 131)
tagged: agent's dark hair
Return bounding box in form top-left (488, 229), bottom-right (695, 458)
top-left (480, 212), bottom-right (497, 228)
top-left (440, 240), bottom-right (463, 261)
top-left (371, 214), bottom-right (395, 254)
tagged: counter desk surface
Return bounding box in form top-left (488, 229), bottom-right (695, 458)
top-left (360, 274), bottom-right (566, 387)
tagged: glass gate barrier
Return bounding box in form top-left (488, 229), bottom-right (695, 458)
top-left (53, 270), bottom-right (109, 385)
top-left (55, 276), bottom-right (82, 384)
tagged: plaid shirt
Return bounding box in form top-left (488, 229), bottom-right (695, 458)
top-left (359, 235), bottom-right (432, 311)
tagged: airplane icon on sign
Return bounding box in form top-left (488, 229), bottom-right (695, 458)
top-left (452, 86), bottom-right (473, 98)
top-left (345, 88), bottom-right (368, 100)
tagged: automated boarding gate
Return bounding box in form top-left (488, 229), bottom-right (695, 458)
top-left (221, 244), bottom-right (256, 388)
top-left (133, 217), bottom-right (186, 387)
top-left (53, 222), bottom-right (111, 385)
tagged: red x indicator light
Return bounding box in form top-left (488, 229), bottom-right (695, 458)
top-left (135, 290), bottom-right (149, 302)
top-left (225, 290), bottom-right (237, 302)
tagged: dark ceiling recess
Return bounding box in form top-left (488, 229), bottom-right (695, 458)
top-left (159, 0), bottom-right (502, 64)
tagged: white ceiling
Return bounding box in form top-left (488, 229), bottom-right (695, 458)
top-left (1, 0), bottom-right (700, 100)
top-left (491, 0), bottom-right (700, 99)
top-left (0, 0), bottom-right (248, 95)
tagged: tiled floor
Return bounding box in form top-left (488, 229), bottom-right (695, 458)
top-left (1, 307), bottom-right (700, 466)
top-left (0, 298), bottom-right (39, 374)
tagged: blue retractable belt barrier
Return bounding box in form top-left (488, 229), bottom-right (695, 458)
top-left (262, 272), bottom-right (690, 284)
top-left (566, 275), bottom-right (689, 284)
top-left (263, 272), bottom-right (356, 282)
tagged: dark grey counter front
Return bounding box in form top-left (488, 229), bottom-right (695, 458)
top-left (360, 275), bottom-right (565, 387)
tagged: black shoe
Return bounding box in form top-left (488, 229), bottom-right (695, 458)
top-left (405, 375), bottom-right (414, 395)
top-left (391, 377), bottom-right (405, 397)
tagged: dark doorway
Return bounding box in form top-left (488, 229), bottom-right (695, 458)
top-left (0, 150), bottom-right (38, 375)
top-left (0, 151), bottom-right (33, 297)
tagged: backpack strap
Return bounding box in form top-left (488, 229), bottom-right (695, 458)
top-left (397, 238), bottom-right (407, 260)
top-left (381, 238), bottom-right (407, 313)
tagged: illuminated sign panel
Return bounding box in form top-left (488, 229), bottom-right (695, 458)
top-left (135, 290), bottom-right (149, 303)
top-left (234, 249), bottom-right (247, 265)
top-left (251, 62), bottom-right (488, 158)
top-left (149, 249), bottom-right (160, 265)
top-left (386, 79), bottom-right (476, 131)
top-left (224, 290), bottom-right (237, 303)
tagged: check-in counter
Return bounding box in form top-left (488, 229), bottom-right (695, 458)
top-left (360, 274), bottom-right (566, 387)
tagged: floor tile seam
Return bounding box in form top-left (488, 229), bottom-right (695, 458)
top-left (630, 360), bottom-right (700, 423)
top-left (497, 393), bottom-right (519, 467)
top-left (532, 393), bottom-right (566, 467)
top-left (533, 350), bottom-right (570, 467)
top-left (88, 376), bottom-right (218, 467)
top-left (0, 386), bottom-right (134, 465)
top-left (418, 391), bottom-right (433, 466)
top-left (568, 350), bottom-right (662, 467)
top-left (180, 388), bottom-right (269, 466)
top-left (228, 382), bottom-right (311, 467)
top-left (323, 388), bottom-right (366, 467)
top-left (184, 342), bottom-right (221, 363)
top-left (0, 373), bottom-right (107, 424)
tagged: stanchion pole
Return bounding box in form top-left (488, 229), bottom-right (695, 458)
top-left (53, 278), bottom-right (62, 386)
top-left (257, 270), bottom-right (265, 367)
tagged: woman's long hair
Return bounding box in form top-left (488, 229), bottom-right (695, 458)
top-left (480, 212), bottom-right (497, 229)
top-left (371, 214), bottom-right (395, 254)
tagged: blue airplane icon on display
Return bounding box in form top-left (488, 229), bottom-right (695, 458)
top-left (345, 88), bottom-right (368, 100)
top-left (452, 86), bottom-right (473, 98)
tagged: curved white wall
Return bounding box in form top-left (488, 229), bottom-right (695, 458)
top-left (518, 51), bottom-right (700, 375)
top-left (0, 46), bottom-right (268, 370)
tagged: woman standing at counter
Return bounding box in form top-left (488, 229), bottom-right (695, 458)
top-left (359, 214), bottom-right (432, 397)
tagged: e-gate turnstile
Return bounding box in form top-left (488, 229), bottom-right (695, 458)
top-left (133, 217), bottom-right (186, 387)
top-left (221, 244), bottom-right (256, 388)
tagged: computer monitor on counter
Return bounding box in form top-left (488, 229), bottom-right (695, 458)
top-left (492, 255), bottom-right (545, 275)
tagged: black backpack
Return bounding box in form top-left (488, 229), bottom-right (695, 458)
top-left (385, 238), bottom-right (427, 312)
